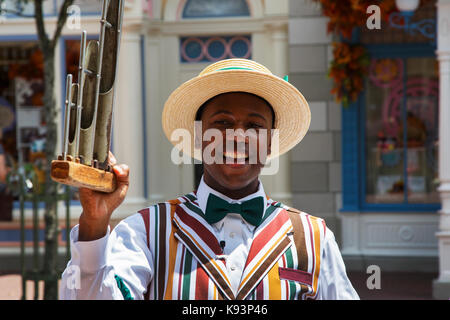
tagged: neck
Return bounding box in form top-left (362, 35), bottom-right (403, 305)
top-left (203, 174), bottom-right (260, 200)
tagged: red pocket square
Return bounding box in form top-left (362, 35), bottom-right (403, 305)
top-left (279, 267), bottom-right (313, 286)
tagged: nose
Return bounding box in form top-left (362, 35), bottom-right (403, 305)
top-left (225, 128), bottom-right (254, 146)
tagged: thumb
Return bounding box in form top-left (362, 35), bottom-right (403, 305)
top-left (113, 164), bottom-right (129, 184)
top-left (112, 164), bottom-right (129, 198)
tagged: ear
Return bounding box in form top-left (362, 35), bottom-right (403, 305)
top-left (267, 128), bottom-right (272, 156)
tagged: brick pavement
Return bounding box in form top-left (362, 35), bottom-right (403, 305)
top-left (0, 274), bottom-right (44, 300)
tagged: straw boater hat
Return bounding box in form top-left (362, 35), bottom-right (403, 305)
top-left (162, 58), bottom-right (311, 161)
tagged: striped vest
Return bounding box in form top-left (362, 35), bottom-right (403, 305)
top-left (138, 192), bottom-right (326, 300)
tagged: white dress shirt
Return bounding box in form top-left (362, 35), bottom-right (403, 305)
top-left (59, 178), bottom-right (359, 300)
top-left (196, 176), bottom-right (265, 295)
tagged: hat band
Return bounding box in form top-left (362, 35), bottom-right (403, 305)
top-left (217, 66), bottom-right (254, 71)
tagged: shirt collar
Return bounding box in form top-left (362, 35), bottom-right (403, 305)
top-left (196, 175), bottom-right (267, 216)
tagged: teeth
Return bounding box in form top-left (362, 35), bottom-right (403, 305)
top-left (223, 151), bottom-right (248, 159)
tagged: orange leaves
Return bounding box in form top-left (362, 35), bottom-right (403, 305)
top-left (328, 42), bottom-right (369, 106)
top-left (315, 0), bottom-right (397, 38)
top-left (311, 0), bottom-right (398, 105)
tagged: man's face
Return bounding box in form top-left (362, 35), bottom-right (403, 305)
top-left (199, 92), bottom-right (274, 191)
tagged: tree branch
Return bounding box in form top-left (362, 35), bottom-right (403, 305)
top-left (51, 0), bottom-right (75, 50)
top-left (34, 0), bottom-right (49, 51)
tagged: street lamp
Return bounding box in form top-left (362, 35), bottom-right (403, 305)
top-left (389, 0), bottom-right (435, 39)
top-left (395, 0), bottom-right (420, 12)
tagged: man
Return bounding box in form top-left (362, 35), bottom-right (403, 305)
top-left (60, 58), bottom-right (358, 300)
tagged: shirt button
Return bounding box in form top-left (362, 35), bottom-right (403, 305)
top-left (229, 232), bottom-right (236, 239)
top-left (230, 266), bottom-right (236, 271)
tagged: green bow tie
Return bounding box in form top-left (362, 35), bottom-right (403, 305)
top-left (204, 193), bottom-right (265, 227)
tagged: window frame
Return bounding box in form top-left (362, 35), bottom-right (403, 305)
top-left (341, 40), bottom-right (441, 213)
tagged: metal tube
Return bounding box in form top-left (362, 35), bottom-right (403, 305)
top-left (75, 31), bottom-right (87, 160)
top-left (62, 74), bottom-right (73, 160)
top-left (89, 0), bottom-right (109, 166)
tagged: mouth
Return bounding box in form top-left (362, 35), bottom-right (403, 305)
top-left (223, 151), bottom-right (249, 166)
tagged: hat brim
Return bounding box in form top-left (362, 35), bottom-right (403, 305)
top-left (162, 69), bottom-right (311, 161)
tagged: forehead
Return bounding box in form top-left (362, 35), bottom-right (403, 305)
top-left (200, 92), bottom-right (273, 118)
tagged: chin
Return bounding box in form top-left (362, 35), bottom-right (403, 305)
top-left (210, 163), bottom-right (261, 190)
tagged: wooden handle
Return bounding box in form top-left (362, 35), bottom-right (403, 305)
top-left (51, 160), bottom-right (116, 193)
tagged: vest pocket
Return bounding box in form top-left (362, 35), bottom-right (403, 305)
top-left (278, 267), bottom-right (313, 287)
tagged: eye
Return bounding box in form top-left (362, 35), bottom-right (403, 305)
top-left (248, 122), bottom-right (264, 129)
top-left (214, 120), bottom-right (232, 126)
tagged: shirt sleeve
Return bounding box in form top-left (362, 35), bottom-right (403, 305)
top-left (316, 228), bottom-right (359, 300)
top-left (59, 213), bottom-right (154, 300)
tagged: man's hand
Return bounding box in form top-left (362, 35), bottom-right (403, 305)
top-left (78, 151), bottom-right (129, 241)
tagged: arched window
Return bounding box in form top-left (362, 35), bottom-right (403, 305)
top-left (182, 0), bottom-right (250, 19)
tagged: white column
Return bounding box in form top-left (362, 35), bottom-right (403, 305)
top-left (145, 28), bottom-right (195, 203)
top-left (145, 28), bottom-right (168, 204)
top-left (112, 30), bottom-right (147, 218)
top-left (434, 0), bottom-right (450, 300)
top-left (260, 22), bottom-right (293, 207)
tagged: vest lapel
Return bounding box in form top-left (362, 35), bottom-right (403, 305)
top-left (173, 201), bottom-right (236, 300)
top-left (236, 205), bottom-right (293, 300)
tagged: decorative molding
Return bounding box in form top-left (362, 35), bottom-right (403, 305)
top-left (365, 222), bottom-right (438, 249)
top-left (340, 212), bottom-right (439, 257)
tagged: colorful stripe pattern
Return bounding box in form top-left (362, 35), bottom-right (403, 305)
top-left (137, 193), bottom-right (326, 300)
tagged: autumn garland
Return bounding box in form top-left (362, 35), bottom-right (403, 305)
top-left (316, 0), bottom-right (397, 39)
top-left (312, 0), bottom-right (435, 106)
top-left (310, 0), bottom-right (398, 106)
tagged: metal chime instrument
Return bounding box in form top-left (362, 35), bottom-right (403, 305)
top-left (51, 0), bottom-right (124, 193)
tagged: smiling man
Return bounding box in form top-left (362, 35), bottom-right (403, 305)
top-left (197, 92), bottom-right (274, 197)
top-left (60, 59), bottom-right (358, 300)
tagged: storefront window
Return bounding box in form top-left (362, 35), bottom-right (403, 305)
top-left (365, 57), bottom-right (439, 204)
top-left (0, 41), bottom-right (49, 219)
top-left (0, 41), bottom-right (45, 181)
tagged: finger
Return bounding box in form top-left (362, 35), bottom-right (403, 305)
top-left (112, 164), bottom-right (129, 202)
top-left (108, 151), bottom-right (117, 166)
top-left (113, 164), bottom-right (129, 184)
